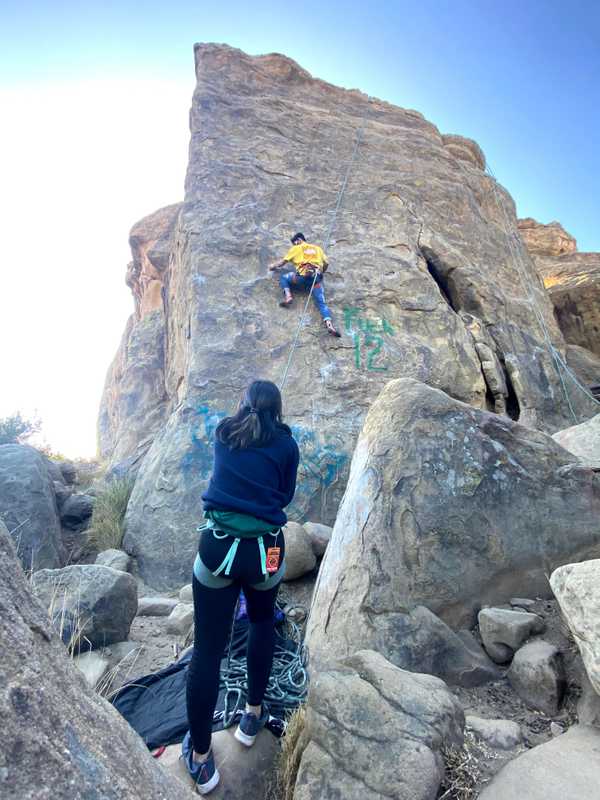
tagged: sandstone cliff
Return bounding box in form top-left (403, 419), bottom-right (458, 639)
top-left (519, 217), bottom-right (600, 359)
top-left (100, 44), bottom-right (596, 588)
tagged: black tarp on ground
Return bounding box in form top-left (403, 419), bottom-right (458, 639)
top-left (111, 618), bottom-right (304, 750)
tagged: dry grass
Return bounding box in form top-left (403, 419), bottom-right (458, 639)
top-left (439, 729), bottom-right (486, 800)
top-left (47, 583), bottom-right (91, 655)
top-left (86, 477), bottom-right (134, 552)
top-left (266, 705), bottom-right (307, 800)
top-left (96, 645), bottom-right (145, 699)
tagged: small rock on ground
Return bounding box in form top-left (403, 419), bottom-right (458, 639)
top-left (165, 603), bottom-right (194, 635)
top-left (73, 651), bottom-right (110, 688)
top-left (96, 549), bottom-right (131, 572)
top-left (137, 597), bottom-right (179, 617)
top-left (179, 583), bottom-right (193, 603)
top-left (507, 640), bottom-right (565, 715)
top-left (466, 715), bottom-right (523, 750)
top-left (478, 607), bottom-right (545, 663)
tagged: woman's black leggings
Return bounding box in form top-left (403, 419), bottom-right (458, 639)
top-left (186, 530), bottom-right (284, 754)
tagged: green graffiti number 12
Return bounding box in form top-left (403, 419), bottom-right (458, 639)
top-left (353, 333), bottom-right (387, 371)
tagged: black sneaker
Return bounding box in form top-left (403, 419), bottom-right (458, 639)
top-left (181, 731), bottom-right (220, 795)
top-left (234, 704), bottom-right (270, 747)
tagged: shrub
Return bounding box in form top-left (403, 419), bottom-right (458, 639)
top-left (86, 477), bottom-right (134, 552)
top-left (0, 412), bottom-right (41, 445)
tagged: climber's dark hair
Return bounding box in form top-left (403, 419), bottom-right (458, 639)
top-left (291, 232), bottom-right (306, 244)
top-left (216, 380), bottom-right (291, 449)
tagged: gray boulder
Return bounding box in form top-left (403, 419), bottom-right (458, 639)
top-left (165, 602), bottom-right (194, 634)
top-left (306, 380), bottom-right (600, 672)
top-left (137, 596), bottom-right (179, 617)
top-left (31, 564), bottom-right (138, 649)
top-left (550, 558), bottom-right (600, 694)
top-left (552, 413), bottom-right (600, 470)
top-left (507, 640), bottom-right (566, 715)
top-left (577, 668), bottom-right (600, 728)
top-left (284, 521), bottom-right (317, 581)
top-left (466, 716), bottom-right (522, 750)
top-left (179, 583), bottom-right (193, 603)
top-left (0, 517), bottom-right (193, 800)
top-left (303, 521), bottom-right (332, 557)
top-left (60, 493), bottom-right (94, 531)
top-left (0, 444), bottom-right (64, 570)
top-left (478, 607), bottom-right (545, 663)
top-left (293, 649), bottom-right (464, 800)
top-left (95, 548), bottom-right (131, 572)
top-left (59, 460), bottom-right (77, 484)
top-left (479, 725), bottom-right (600, 800)
top-left (159, 726), bottom-right (278, 798)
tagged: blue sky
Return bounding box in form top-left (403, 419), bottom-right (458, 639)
top-left (1, 0), bottom-right (598, 455)
top-left (3, 0), bottom-right (599, 248)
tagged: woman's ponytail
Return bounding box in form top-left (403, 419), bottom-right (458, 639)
top-left (215, 381), bottom-right (290, 449)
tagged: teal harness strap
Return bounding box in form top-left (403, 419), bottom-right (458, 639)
top-left (212, 533), bottom-right (241, 577)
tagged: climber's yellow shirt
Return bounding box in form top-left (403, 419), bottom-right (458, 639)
top-left (284, 242), bottom-right (328, 276)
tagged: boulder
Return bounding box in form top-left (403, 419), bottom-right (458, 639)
top-left (137, 596), bottom-right (179, 617)
top-left (479, 725), bottom-right (600, 800)
top-left (59, 461), bottom-right (78, 484)
top-left (465, 716), bottom-right (523, 750)
top-left (478, 608), bottom-right (545, 663)
top-left (31, 564), bottom-right (138, 649)
top-left (302, 521), bottom-right (332, 557)
top-left (165, 602), bottom-right (194, 635)
top-left (552, 414), bottom-right (600, 470)
top-left (73, 650), bottom-right (110, 688)
top-left (306, 379), bottom-right (600, 672)
top-left (114, 45), bottom-right (594, 590)
top-left (517, 218), bottom-right (577, 257)
top-left (60, 493), bottom-right (94, 531)
top-left (179, 583), bottom-right (193, 603)
top-left (577, 669), bottom-right (600, 728)
top-left (95, 548), bottom-right (131, 572)
top-left (0, 518), bottom-right (194, 800)
top-left (159, 726), bottom-right (279, 799)
top-left (283, 522), bottom-right (317, 581)
top-left (507, 640), bottom-right (566, 715)
top-left (550, 559), bottom-right (600, 694)
top-left (566, 344), bottom-right (600, 387)
top-left (53, 480), bottom-right (71, 510)
top-left (509, 597), bottom-right (537, 611)
top-left (0, 444), bottom-right (64, 570)
top-left (293, 649), bottom-right (464, 800)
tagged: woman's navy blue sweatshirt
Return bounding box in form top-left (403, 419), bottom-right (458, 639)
top-left (202, 430), bottom-right (300, 526)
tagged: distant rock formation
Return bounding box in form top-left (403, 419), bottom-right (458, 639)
top-left (100, 44), bottom-right (596, 589)
top-left (520, 217), bottom-right (600, 358)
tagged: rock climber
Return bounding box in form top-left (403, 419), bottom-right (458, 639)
top-left (269, 232), bottom-right (341, 337)
top-left (182, 379), bottom-right (299, 794)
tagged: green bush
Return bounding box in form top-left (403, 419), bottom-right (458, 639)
top-left (87, 477), bottom-right (134, 552)
top-left (0, 412), bottom-right (41, 445)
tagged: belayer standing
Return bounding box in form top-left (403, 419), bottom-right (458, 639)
top-left (182, 380), bottom-right (300, 794)
top-left (269, 232), bottom-right (341, 337)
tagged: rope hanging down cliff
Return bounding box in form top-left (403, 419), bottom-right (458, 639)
top-left (278, 96), bottom-right (373, 393)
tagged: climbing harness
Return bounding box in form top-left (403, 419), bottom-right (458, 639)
top-left (484, 162), bottom-right (600, 423)
top-left (278, 96), bottom-right (373, 392)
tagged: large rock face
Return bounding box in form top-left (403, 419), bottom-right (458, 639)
top-left (306, 379), bottom-right (600, 672)
top-left (103, 44), bottom-right (594, 589)
top-left (98, 204), bottom-right (181, 473)
top-left (0, 518), bottom-right (192, 800)
top-left (0, 444), bottom-right (64, 570)
top-left (520, 216), bottom-right (600, 358)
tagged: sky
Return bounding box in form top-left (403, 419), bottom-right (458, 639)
top-left (1, 0), bottom-right (599, 457)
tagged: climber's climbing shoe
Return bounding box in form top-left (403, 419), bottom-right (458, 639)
top-left (181, 731), bottom-right (220, 795)
top-left (235, 704), bottom-right (270, 747)
top-left (279, 296), bottom-right (294, 308)
top-left (325, 319), bottom-right (341, 337)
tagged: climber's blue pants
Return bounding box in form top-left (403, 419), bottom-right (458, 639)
top-left (279, 271), bottom-right (332, 321)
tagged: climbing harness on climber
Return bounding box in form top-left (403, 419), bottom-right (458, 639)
top-left (269, 232), bottom-right (341, 338)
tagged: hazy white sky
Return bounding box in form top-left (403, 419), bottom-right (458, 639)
top-left (0, 78), bottom-right (191, 457)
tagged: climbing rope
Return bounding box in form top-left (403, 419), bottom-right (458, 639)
top-left (213, 605), bottom-right (308, 735)
top-left (485, 162), bottom-right (600, 422)
top-left (278, 97), bottom-right (373, 392)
